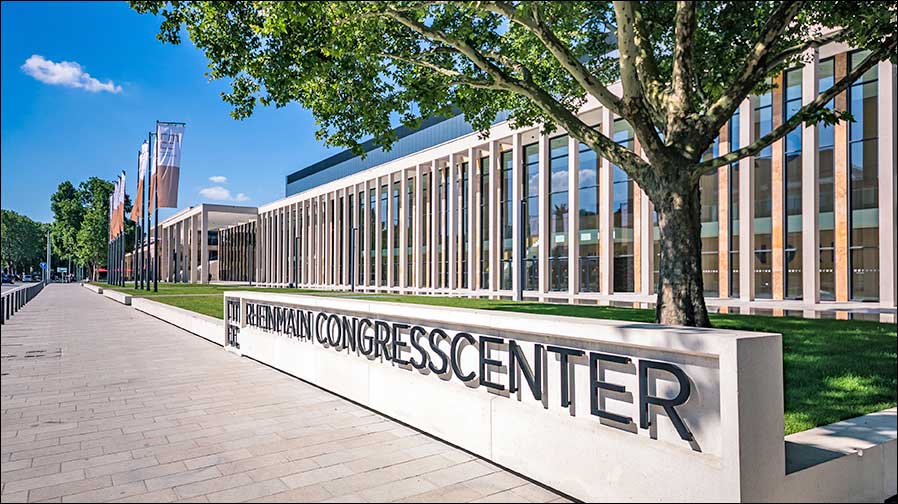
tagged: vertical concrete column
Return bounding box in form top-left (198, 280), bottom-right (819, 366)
top-left (599, 108), bottom-right (614, 295)
top-left (489, 140), bottom-right (499, 293)
top-left (447, 153), bottom-right (457, 291)
top-left (320, 195), bottom-right (326, 285)
top-left (640, 185), bottom-right (653, 296)
top-left (538, 131), bottom-right (550, 295)
top-left (278, 208), bottom-right (284, 285)
top-left (363, 181), bottom-right (371, 287)
top-left (307, 199), bottom-right (314, 286)
top-left (878, 60), bottom-right (897, 307)
top-left (388, 174), bottom-right (396, 289)
top-left (567, 135), bottom-right (580, 300)
top-left (771, 73), bottom-right (786, 300)
top-left (430, 160), bottom-right (439, 291)
top-left (201, 208), bottom-right (209, 284)
top-left (375, 179), bottom-right (383, 288)
top-left (718, 122), bottom-right (731, 299)
top-left (414, 166), bottom-right (423, 290)
top-left (467, 147), bottom-right (477, 292)
top-left (512, 132), bottom-right (523, 300)
top-left (739, 97), bottom-right (755, 301)
top-left (833, 52), bottom-right (850, 302)
top-left (399, 172), bottom-right (408, 290)
top-left (802, 51), bottom-right (821, 303)
top-left (342, 188), bottom-right (350, 287)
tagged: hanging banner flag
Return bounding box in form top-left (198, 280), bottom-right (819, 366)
top-left (131, 142), bottom-right (148, 222)
top-left (150, 122), bottom-right (185, 210)
top-left (119, 171), bottom-right (126, 231)
top-left (108, 193), bottom-right (114, 242)
top-left (112, 177), bottom-right (120, 236)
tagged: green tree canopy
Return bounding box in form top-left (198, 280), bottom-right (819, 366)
top-left (1, 209), bottom-right (45, 274)
top-left (50, 180), bottom-right (84, 262)
top-left (132, 0), bottom-right (896, 326)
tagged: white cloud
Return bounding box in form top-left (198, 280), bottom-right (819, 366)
top-left (199, 186), bottom-right (232, 201)
top-left (199, 186), bottom-right (250, 203)
top-left (21, 55), bottom-right (122, 93)
top-left (208, 175), bottom-right (228, 184)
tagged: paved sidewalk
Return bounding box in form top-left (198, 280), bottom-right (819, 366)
top-left (1, 284), bottom-right (568, 503)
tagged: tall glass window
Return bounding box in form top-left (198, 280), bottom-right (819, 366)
top-left (381, 184), bottom-right (388, 286)
top-left (441, 168), bottom-right (449, 288)
top-left (358, 191), bottom-right (364, 286)
top-left (784, 68), bottom-right (803, 299)
top-left (849, 50), bottom-right (879, 300)
top-left (549, 136), bottom-right (569, 291)
top-left (337, 198), bottom-right (343, 282)
top-left (578, 141), bottom-right (601, 292)
top-left (523, 143), bottom-right (539, 291)
top-left (461, 162), bottom-right (469, 289)
top-left (700, 138), bottom-right (720, 297)
top-left (612, 120), bottom-right (635, 292)
top-left (422, 173), bottom-right (430, 288)
top-left (729, 111), bottom-right (741, 297)
top-left (407, 177), bottom-right (414, 287)
top-left (500, 150), bottom-right (514, 289)
top-left (392, 181), bottom-right (400, 287)
top-left (369, 188), bottom-right (376, 284)
top-left (479, 156), bottom-right (490, 289)
top-left (753, 89), bottom-right (773, 298)
top-left (818, 58), bottom-right (836, 300)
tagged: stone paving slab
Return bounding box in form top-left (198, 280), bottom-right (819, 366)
top-left (1, 285), bottom-right (570, 503)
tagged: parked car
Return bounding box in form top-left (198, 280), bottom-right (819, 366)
top-left (1, 274), bottom-right (13, 284)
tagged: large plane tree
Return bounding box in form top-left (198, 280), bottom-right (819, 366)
top-left (132, 1), bottom-right (896, 326)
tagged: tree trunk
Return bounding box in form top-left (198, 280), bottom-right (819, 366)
top-left (652, 175), bottom-right (711, 327)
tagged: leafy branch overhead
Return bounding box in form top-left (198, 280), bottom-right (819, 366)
top-left (132, 1), bottom-right (894, 182)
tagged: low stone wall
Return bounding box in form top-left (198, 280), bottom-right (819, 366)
top-left (81, 283), bottom-right (103, 294)
top-left (131, 297), bottom-right (224, 346)
top-left (102, 289), bottom-right (131, 305)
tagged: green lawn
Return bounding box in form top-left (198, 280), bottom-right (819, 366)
top-left (94, 282), bottom-right (897, 436)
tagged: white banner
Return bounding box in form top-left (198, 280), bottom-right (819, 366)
top-left (156, 122), bottom-right (185, 170)
top-left (139, 141), bottom-right (149, 180)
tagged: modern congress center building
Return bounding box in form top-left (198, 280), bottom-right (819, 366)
top-left (208, 44), bottom-right (896, 312)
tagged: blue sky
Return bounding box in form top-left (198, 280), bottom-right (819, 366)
top-left (1, 1), bottom-right (341, 223)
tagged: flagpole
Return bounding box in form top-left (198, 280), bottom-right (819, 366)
top-left (134, 154), bottom-right (139, 289)
top-left (152, 127), bottom-right (159, 293)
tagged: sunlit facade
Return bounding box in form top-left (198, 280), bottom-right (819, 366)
top-left (222, 47), bottom-right (897, 309)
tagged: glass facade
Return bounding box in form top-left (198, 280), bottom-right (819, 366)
top-left (612, 120), bottom-right (635, 293)
top-left (246, 50), bottom-right (891, 310)
top-left (461, 162), bottom-right (469, 289)
top-left (578, 141), bottom-right (601, 292)
top-left (753, 89), bottom-right (774, 298)
top-left (784, 68), bottom-right (803, 299)
top-left (523, 143), bottom-right (540, 291)
top-left (500, 150), bottom-right (513, 290)
top-left (849, 50), bottom-right (879, 300)
top-left (479, 156), bottom-right (490, 289)
top-left (549, 136), bottom-right (569, 291)
top-left (730, 111), bottom-right (741, 298)
top-left (700, 138), bottom-right (720, 297)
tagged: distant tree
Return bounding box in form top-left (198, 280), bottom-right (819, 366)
top-left (1, 209), bottom-right (45, 275)
top-left (133, 1), bottom-right (896, 326)
top-left (50, 181), bottom-right (84, 263)
top-left (74, 177), bottom-right (115, 280)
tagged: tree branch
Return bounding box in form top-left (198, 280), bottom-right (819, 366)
top-left (698, 1), bottom-right (806, 142)
top-left (612, 1), bottom-right (668, 164)
top-left (696, 40), bottom-right (894, 175)
top-left (629, 0), bottom-right (666, 124)
top-left (378, 52), bottom-right (501, 89)
top-left (668, 1), bottom-right (697, 138)
top-left (382, 8), bottom-right (649, 179)
top-left (477, 1), bottom-right (624, 117)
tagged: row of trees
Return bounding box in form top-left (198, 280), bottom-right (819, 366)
top-left (48, 177), bottom-right (127, 281)
top-left (1, 210), bottom-right (46, 275)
